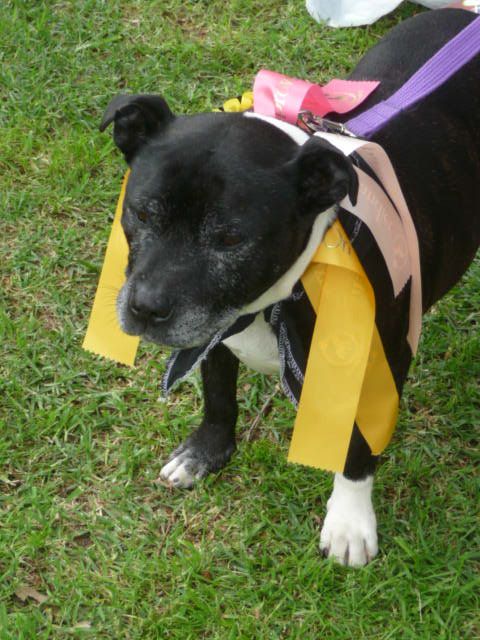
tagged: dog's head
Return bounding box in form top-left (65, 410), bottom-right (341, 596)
top-left (100, 94), bottom-right (357, 348)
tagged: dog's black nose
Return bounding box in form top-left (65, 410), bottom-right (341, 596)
top-left (129, 286), bottom-right (173, 323)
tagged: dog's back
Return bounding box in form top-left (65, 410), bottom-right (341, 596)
top-left (340, 9), bottom-right (480, 309)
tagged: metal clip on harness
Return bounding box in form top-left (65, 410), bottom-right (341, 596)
top-left (297, 110), bottom-right (357, 137)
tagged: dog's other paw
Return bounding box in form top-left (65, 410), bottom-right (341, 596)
top-left (319, 473), bottom-right (378, 567)
top-left (159, 425), bottom-right (236, 489)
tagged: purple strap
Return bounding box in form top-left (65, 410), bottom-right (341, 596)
top-left (347, 16), bottom-right (480, 137)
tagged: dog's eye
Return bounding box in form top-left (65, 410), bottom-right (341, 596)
top-left (136, 211), bottom-right (148, 223)
top-left (216, 230), bottom-right (244, 249)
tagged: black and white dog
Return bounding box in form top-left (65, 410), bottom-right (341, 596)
top-left (100, 10), bottom-right (480, 566)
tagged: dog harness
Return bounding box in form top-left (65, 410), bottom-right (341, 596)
top-left (83, 13), bottom-right (480, 474)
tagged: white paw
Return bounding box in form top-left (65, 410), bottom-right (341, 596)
top-left (159, 450), bottom-right (207, 489)
top-left (319, 474), bottom-right (378, 567)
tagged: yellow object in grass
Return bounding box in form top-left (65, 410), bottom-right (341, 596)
top-left (222, 91), bottom-right (254, 112)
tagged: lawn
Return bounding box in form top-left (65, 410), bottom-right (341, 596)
top-left (1, 1), bottom-right (479, 638)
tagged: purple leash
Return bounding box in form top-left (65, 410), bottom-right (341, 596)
top-left (347, 15), bottom-right (480, 137)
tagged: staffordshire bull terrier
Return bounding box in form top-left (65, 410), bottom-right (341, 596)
top-left (99, 9), bottom-right (480, 566)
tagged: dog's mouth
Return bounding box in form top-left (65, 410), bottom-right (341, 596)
top-left (116, 282), bottom-right (240, 350)
top-left (138, 319), bottom-right (232, 350)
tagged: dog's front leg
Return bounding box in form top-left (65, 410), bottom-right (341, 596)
top-left (159, 344), bottom-right (239, 488)
top-left (320, 473), bottom-right (378, 567)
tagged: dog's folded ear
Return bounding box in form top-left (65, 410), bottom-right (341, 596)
top-left (99, 94), bottom-right (174, 163)
top-left (288, 137), bottom-right (358, 215)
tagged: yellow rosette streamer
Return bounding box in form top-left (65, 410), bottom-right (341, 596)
top-left (82, 172), bottom-right (139, 366)
top-left (289, 222), bottom-right (398, 472)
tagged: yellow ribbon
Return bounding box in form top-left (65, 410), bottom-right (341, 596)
top-left (82, 171), bottom-right (139, 366)
top-left (83, 91), bottom-right (399, 473)
top-left (288, 221), bottom-right (398, 472)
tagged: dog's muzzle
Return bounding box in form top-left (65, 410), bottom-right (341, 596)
top-left (128, 279), bottom-right (174, 325)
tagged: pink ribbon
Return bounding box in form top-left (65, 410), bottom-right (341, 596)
top-left (253, 69), bottom-right (379, 123)
top-left (355, 143), bottom-right (422, 353)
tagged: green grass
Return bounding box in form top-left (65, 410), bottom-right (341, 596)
top-left (1, 1), bottom-right (479, 638)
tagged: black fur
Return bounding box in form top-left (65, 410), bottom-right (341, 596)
top-left (286, 136), bottom-right (359, 212)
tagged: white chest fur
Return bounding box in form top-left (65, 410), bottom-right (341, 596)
top-left (223, 313), bottom-right (279, 374)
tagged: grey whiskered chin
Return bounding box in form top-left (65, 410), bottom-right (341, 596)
top-left (115, 281), bottom-right (240, 349)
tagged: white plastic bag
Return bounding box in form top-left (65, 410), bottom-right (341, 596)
top-left (306, 0), bottom-right (453, 27)
top-left (415, 1), bottom-right (453, 7)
